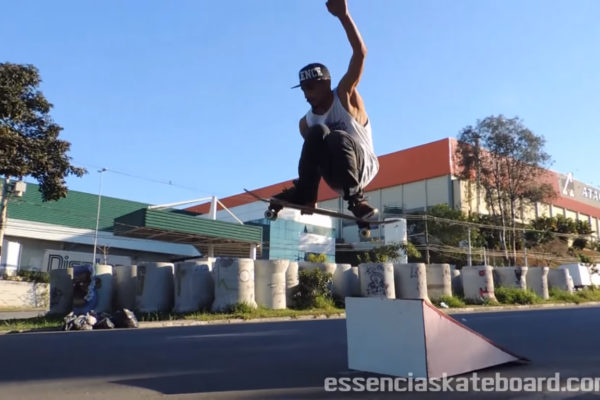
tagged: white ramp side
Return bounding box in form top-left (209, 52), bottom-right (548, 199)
top-left (346, 297), bottom-right (526, 378)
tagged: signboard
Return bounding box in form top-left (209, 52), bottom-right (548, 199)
top-left (42, 250), bottom-right (131, 271)
top-left (558, 173), bottom-right (600, 208)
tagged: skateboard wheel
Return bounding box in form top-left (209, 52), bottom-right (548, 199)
top-left (359, 227), bottom-right (371, 239)
top-left (265, 209), bottom-right (277, 220)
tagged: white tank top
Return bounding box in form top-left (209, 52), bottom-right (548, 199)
top-left (304, 89), bottom-right (379, 188)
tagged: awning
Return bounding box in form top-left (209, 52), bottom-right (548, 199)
top-left (114, 208), bottom-right (262, 258)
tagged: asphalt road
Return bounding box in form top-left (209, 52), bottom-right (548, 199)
top-left (1, 307), bottom-right (600, 399)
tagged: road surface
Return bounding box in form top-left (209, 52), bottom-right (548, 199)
top-left (1, 306), bottom-right (599, 399)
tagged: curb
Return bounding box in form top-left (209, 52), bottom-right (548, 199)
top-left (139, 313), bottom-right (347, 329)
top-left (444, 301), bottom-right (600, 314)
top-left (138, 302), bottom-right (600, 328)
top-left (3, 302), bottom-right (600, 333)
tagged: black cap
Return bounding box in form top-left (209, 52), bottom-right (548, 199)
top-left (292, 63), bottom-right (331, 88)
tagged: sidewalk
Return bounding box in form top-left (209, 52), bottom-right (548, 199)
top-left (0, 309), bottom-right (47, 320)
top-left (2, 302), bottom-right (600, 326)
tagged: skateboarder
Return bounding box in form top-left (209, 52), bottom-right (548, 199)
top-left (272, 0), bottom-right (379, 220)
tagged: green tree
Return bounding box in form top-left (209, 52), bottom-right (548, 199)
top-left (0, 63), bottom-right (85, 256)
top-left (455, 115), bottom-right (556, 264)
top-left (525, 216), bottom-right (557, 247)
top-left (306, 253), bottom-right (328, 263)
top-left (357, 243), bottom-right (420, 264)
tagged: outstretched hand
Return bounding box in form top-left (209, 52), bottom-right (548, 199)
top-left (326, 0), bottom-right (348, 18)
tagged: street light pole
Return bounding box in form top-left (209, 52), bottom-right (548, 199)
top-left (474, 133), bottom-right (481, 214)
top-left (92, 168), bottom-right (107, 267)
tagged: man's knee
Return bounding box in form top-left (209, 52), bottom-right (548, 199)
top-left (325, 130), bottom-right (354, 151)
top-left (306, 124), bottom-right (330, 142)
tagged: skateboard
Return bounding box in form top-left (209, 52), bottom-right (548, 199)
top-left (244, 188), bottom-right (398, 239)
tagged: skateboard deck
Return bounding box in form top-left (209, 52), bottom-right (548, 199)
top-left (244, 188), bottom-right (399, 238)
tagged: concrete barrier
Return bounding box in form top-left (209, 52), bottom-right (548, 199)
top-left (349, 266), bottom-right (361, 296)
top-left (49, 268), bottom-right (73, 315)
top-left (136, 262), bottom-right (174, 313)
top-left (173, 260), bottom-right (215, 313)
top-left (558, 263), bottom-right (593, 289)
top-left (211, 258), bottom-right (257, 312)
top-left (493, 266), bottom-right (527, 290)
top-left (393, 263), bottom-right (428, 300)
top-left (332, 263), bottom-right (354, 301)
top-left (426, 264), bottom-right (452, 300)
top-left (286, 261), bottom-right (299, 307)
top-left (358, 263), bottom-right (395, 298)
top-left (0, 279), bottom-right (49, 310)
top-left (461, 265), bottom-right (496, 303)
top-left (548, 268), bottom-right (574, 293)
top-left (254, 259), bottom-right (288, 310)
top-left (94, 264), bottom-right (113, 314)
top-left (451, 269), bottom-right (463, 297)
top-left (113, 265), bottom-right (137, 311)
top-left (525, 266), bottom-right (549, 300)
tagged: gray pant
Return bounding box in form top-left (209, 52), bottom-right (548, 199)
top-left (296, 124), bottom-right (364, 203)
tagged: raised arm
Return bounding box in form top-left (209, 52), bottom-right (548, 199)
top-left (326, 0), bottom-right (368, 121)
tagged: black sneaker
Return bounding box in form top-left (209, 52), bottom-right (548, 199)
top-left (271, 186), bottom-right (316, 210)
top-left (273, 186), bottom-right (304, 204)
top-left (348, 199), bottom-right (378, 220)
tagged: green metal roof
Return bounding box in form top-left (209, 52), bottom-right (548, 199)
top-left (7, 182), bottom-right (149, 232)
top-left (114, 208), bottom-right (262, 257)
top-left (6, 182), bottom-right (262, 257)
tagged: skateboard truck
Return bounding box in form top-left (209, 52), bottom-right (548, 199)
top-left (358, 222), bottom-right (371, 239)
top-left (264, 207), bottom-right (279, 221)
top-left (245, 188), bottom-right (387, 240)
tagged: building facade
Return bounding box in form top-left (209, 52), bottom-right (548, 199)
top-left (188, 138), bottom-right (600, 254)
top-left (0, 182), bottom-right (262, 274)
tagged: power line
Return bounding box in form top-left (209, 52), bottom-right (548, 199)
top-left (72, 162), bottom-right (213, 195)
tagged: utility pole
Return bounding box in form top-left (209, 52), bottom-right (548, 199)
top-left (0, 177), bottom-right (26, 260)
top-left (424, 216), bottom-right (430, 264)
top-left (92, 168), bottom-right (107, 267)
top-left (474, 134), bottom-right (482, 214)
top-left (0, 178), bottom-right (9, 259)
top-left (467, 226), bottom-right (472, 267)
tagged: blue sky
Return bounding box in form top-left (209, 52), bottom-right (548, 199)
top-left (3, 0), bottom-right (599, 206)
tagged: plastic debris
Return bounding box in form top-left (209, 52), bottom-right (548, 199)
top-left (62, 308), bottom-right (138, 331)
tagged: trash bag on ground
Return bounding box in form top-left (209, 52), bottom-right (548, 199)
top-left (112, 308), bottom-right (139, 328)
top-left (63, 312), bottom-right (95, 331)
top-left (93, 316), bottom-right (115, 329)
top-left (63, 308), bottom-right (138, 331)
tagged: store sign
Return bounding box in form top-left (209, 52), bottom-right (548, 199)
top-left (582, 186), bottom-right (600, 202)
top-left (558, 173), bottom-right (600, 206)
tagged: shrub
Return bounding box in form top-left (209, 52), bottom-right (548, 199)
top-left (494, 287), bottom-right (541, 305)
top-left (464, 296), bottom-right (499, 306)
top-left (574, 287), bottom-right (600, 302)
top-left (290, 268), bottom-right (333, 309)
top-left (549, 286), bottom-right (600, 304)
top-left (434, 295), bottom-right (465, 308)
top-left (549, 288), bottom-right (579, 303)
top-left (306, 253), bottom-right (328, 263)
top-left (224, 302), bottom-right (256, 314)
top-left (572, 238), bottom-right (588, 250)
top-left (481, 297), bottom-right (500, 306)
top-left (19, 269), bottom-right (49, 283)
top-left (2, 269), bottom-right (49, 283)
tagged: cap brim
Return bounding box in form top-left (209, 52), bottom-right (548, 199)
top-left (291, 83), bottom-right (301, 89)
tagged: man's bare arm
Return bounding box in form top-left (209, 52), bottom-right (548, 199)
top-left (299, 117), bottom-right (309, 140)
top-left (326, 0), bottom-right (367, 121)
